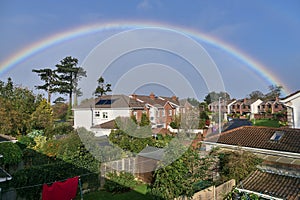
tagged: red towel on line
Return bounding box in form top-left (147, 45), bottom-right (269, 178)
top-left (42, 176), bottom-right (79, 200)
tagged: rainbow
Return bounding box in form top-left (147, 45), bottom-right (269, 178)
top-left (0, 21), bottom-right (290, 95)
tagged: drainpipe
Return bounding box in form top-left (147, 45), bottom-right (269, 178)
top-left (90, 105), bottom-right (94, 126)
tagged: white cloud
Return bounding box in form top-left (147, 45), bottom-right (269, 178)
top-left (137, 0), bottom-right (152, 10)
top-left (137, 0), bottom-right (162, 11)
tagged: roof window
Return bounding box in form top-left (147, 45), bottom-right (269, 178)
top-left (270, 131), bottom-right (284, 141)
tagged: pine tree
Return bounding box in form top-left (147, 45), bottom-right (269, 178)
top-left (55, 56), bottom-right (86, 113)
top-left (32, 68), bottom-right (56, 103)
top-left (94, 76), bottom-right (112, 97)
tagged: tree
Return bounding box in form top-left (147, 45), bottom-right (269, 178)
top-left (140, 113), bottom-right (150, 126)
top-left (55, 56), bottom-right (86, 113)
top-left (32, 68), bottom-right (57, 103)
top-left (204, 91), bottom-right (230, 104)
top-left (216, 150), bottom-right (262, 182)
top-left (0, 78), bottom-right (39, 136)
top-left (266, 85), bottom-right (283, 100)
top-left (247, 90), bottom-right (264, 100)
top-left (31, 99), bottom-right (53, 130)
top-left (94, 76), bottom-right (112, 97)
top-left (187, 97), bottom-right (200, 107)
top-left (0, 142), bottom-right (22, 171)
top-left (149, 146), bottom-right (212, 199)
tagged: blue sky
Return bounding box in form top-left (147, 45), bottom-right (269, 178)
top-left (0, 0), bottom-right (299, 101)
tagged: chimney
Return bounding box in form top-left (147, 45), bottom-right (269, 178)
top-left (150, 92), bottom-right (155, 100)
top-left (171, 95), bottom-right (177, 101)
top-left (131, 93), bottom-right (137, 100)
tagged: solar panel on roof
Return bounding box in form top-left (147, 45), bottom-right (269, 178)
top-left (96, 99), bottom-right (115, 105)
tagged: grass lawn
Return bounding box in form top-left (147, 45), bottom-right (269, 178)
top-left (75, 184), bottom-right (154, 200)
top-left (252, 119), bottom-right (280, 127)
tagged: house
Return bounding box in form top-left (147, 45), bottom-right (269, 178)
top-left (202, 126), bottom-right (300, 199)
top-left (280, 90), bottom-right (300, 128)
top-left (258, 97), bottom-right (286, 114)
top-left (229, 98), bottom-right (263, 115)
top-left (74, 93), bottom-right (181, 136)
top-left (73, 94), bottom-right (144, 136)
top-left (129, 93), bottom-right (180, 128)
top-left (208, 99), bottom-right (228, 113)
top-left (178, 99), bottom-right (195, 114)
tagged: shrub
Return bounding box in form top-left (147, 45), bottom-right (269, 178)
top-left (47, 122), bottom-right (74, 137)
top-left (0, 142), bottom-right (22, 166)
top-left (27, 129), bottom-right (44, 138)
top-left (170, 121), bottom-right (178, 129)
top-left (16, 135), bottom-right (35, 149)
top-left (104, 171), bottom-right (137, 193)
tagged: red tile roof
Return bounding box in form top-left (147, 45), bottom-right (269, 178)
top-left (206, 126), bottom-right (300, 153)
top-left (238, 170), bottom-right (300, 200)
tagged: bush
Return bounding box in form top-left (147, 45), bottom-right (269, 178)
top-left (0, 142), bottom-right (22, 166)
top-left (16, 135), bottom-right (35, 149)
top-left (104, 171), bottom-right (137, 193)
top-left (47, 122), bottom-right (74, 137)
top-left (170, 121), bottom-right (178, 129)
top-left (27, 129), bottom-right (44, 138)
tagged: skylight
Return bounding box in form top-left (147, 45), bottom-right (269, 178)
top-left (270, 131), bottom-right (284, 141)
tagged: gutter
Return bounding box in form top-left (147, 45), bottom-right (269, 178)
top-left (236, 188), bottom-right (283, 200)
top-left (202, 141), bottom-right (300, 159)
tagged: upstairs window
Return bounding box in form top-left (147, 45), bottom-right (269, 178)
top-left (102, 112), bottom-right (108, 119)
top-left (95, 111), bottom-right (100, 118)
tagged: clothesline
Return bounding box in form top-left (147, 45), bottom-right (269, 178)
top-left (2, 172), bottom-right (96, 192)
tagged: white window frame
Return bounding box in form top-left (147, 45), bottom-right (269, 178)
top-left (95, 111), bottom-right (100, 118)
top-left (102, 112), bottom-right (108, 119)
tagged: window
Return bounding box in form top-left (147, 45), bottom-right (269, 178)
top-left (133, 111), bottom-right (137, 117)
top-left (237, 105), bottom-right (240, 109)
top-left (162, 110), bottom-right (165, 117)
top-left (169, 110), bottom-right (172, 116)
top-left (102, 112), bottom-right (108, 119)
top-left (95, 111), bottom-right (100, 118)
top-left (270, 131), bottom-right (284, 141)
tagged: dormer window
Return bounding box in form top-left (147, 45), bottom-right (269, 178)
top-left (270, 131), bottom-right (284, 141)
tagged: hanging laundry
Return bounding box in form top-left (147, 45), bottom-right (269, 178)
top-left (42, 176), bottom-right (79, 200)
